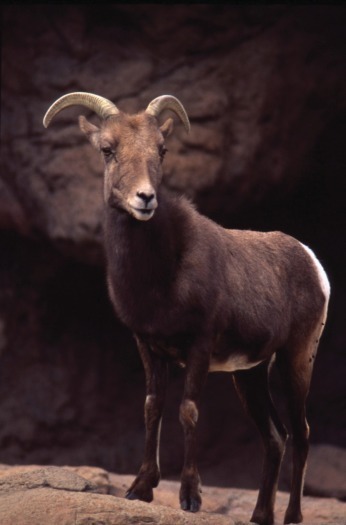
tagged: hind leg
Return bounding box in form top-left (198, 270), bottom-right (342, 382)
top-left (276, 342), bottom-right (318, 524)
top-left (233, 360), bottom-right (288, 525)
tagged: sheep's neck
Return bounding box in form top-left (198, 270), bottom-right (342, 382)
top-left (104, 191), bottom-right (185, 330)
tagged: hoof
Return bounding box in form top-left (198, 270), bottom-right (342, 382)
top-left (125, 486), bottom-right (153, 503)
top-left (250, 511), bottom-right (274, 525)
top-left (180, 497), bottom-right (201, 513)
top-left (125, 490), bottom-right (139, 501)
top-left (284, 509), bottom-right (303, 524)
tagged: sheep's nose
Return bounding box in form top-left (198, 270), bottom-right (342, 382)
top-left (137, 191), bottom-right (155, 205)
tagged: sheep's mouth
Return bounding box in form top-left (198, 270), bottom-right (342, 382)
top-left (131, 207), bottom-right (155, 221)
top-left (127, 195), bottom-right (157, 221)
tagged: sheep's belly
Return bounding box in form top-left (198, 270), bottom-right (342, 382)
top-left (209, 354), bottom-right (265, 373)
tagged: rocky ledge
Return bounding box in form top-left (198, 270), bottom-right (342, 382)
top-left (0, 464), bottom-right (344, 525)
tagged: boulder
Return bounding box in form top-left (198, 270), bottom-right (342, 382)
top-left (0, 465), bottom-right (345, 525)
top-left (0, 465), bottom-right (235, 525)
top-left (305, 445), bottom-right (346, 500)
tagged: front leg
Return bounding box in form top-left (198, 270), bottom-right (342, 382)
top-left (179, 337), bottom-right (210, 512)
top-left (126, 336), bottom-right (168, 503)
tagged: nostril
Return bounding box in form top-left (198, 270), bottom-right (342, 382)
top-left (137, 191), bottom-right (155, 205)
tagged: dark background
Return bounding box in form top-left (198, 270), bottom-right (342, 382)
top-left (1, 5), bottom-right (345, 491)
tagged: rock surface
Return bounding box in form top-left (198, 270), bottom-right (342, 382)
top-left (304, 445), bottom-right (346, 501)
top-left (0, 464), bottom-right (345, 525)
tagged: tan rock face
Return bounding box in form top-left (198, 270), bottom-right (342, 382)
top-left (0, 466), bottom-right (235, 525)
top-left (0, 465), bottom-right (345, 525)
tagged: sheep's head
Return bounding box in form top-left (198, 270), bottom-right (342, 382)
top-left (43, 93), bottom-right (190, 221)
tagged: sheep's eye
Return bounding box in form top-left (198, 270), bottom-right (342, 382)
top-left (101, 147), bottom-right (115, 160)
top-left (159, 145), bottom-right (168, 161)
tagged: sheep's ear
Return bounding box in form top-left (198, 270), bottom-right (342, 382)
top-left (160, 118), bottom-right (174, 138)
top-left (79, 116), bottom-right (100, 149)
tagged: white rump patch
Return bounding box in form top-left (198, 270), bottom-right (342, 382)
top-left (300, 243), bottom-right (331, 302)
top-left (300, 242), bottom-right (330, 333)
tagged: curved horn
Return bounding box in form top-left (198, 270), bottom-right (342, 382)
top-left (145, 95), bottom-right (190, 134)
top-left (43, 92), bottom-right (119, 128)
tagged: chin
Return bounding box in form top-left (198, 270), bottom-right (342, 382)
top-left (131, 208), bottom-right (155, 221)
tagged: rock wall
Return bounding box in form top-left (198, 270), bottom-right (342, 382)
top-left (2, 5), bottom-right (346, 252)
top-left (1, 5), bottom-right (345, 490)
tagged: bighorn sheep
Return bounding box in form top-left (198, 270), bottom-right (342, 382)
top-left (43, 92), bottom-right (330, 525)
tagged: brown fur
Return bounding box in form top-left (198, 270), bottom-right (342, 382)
top-left (51, 106), bottom-right (329, 525)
